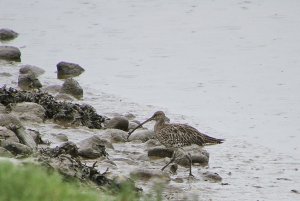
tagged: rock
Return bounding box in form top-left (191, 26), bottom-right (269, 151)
top-left (128, 121), bottom-right (139, 130)
top-left (105, 116), bottom-right (129, 131)
top-left (130, 169), bottom-right (170, 182)
top-left (123, 113), bottom-right (136, 120)
top-left (55, 93), bottom-right (75, 101)
top-left (0, 103), bottom-right (6, 114)
top-left (145, 139), bottom-right (162, 148)
top-left (60, 78), bottom-right (83, 99)
top-left (52, 133), bottom-right (69, 142)
top-left (27, 129), bottom-right (44, 144)
top-left (18, 73), bottom-right (42, 90)
top-left (0, 114), bottom-right (37, 149)
top-left (53, 141), bottom-right (79, 157)
top-left (77, 135), bottom-right (112, 159)
top-left (175, 152), bottom-right (209, 167)
top-left (128, 130), bottom-right (154, 142)
top-left (0, 46), bottom-right (21, 62)
top-left (147, 147), bottom-right (174, 158)
top-left (57, 61), bottom-right (85, 79)
top-left (0, 126), bottom-right (19, 143)
top-left (42, 85), bottom-right (62, 94)
top-left (0, 141), bottom-right (32, 155)
top-left (0, 72), bottom-right (12, 77)
top-left (0, 29), bottom-right (18, 40)
top-left (11, 102), bottom-right (45, 123)
top-left (0, 147), bottom-right (14, 157)
top-left (19, 64), bottom-right (45, 77)
top-left (101, 129), bottom-right (128, 143)
top-left (202, 171), bottom-right (222, 182)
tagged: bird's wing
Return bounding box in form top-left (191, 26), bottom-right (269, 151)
top-left (158, 124), bottom-right (205, 147)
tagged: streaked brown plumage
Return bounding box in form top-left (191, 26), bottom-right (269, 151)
top-left (127, 111), bottom-right (224, 176)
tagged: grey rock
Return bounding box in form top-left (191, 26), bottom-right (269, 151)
top-left (54, 141), bottom-right (79, 157)
top-left (128, 130), bottom-right (154, 142)
top-left (0, 126), bottom-right (19, 143)
top-left (175, 149), bottom-right (209, 167)
top-left (11, 102), bottom-right (45, 123)
top-left (42, 85), bottom-right (62, 94)
top-left (60, 78), bottom-right (83, 99)
top-left (57, 61), bottom-right (85, 79)
top-left (77, 135), bottom-right (112, 159)
top-left (0, 141), bottom-right (32, 155)
top-left (52, 133), bottom-right (69, 142)
top-left (145, 139), bottom-right (162, 148)
top-left (55, 93), bottom-right (75, 101)
top-left (100, 129), bottom-right (128, 143)
top-left (0, 114), bottom-right (37, 150)
top-left (203, 171), bottom-right (222, 182)
top-left (0, 46), bottom-right (21, 62)
top-left (0, 72), bottom-right (12, 77)
top-left (0, 147), bottom-right (14, 157)
top-left (0, 103), bottom-right (6, 114)
top-left (19, 64), bottom-right (45, 77)
top-left (128, 121), bottom-right (139, 130)
top-left (130, 169), bottom-right (170, 182)
top-left (18, 73), bottom-right (42, 90)
top-left (106, 116), bottom-right (129, 131)
top-left (148, 147), bottom-right (174, 158)
top-left (0, 29), bottom-right (18, 40)
top-left (27, 129), bottom-right (44, 144)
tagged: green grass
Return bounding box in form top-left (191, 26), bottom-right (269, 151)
top-left (0, 161), bottom-right (164, 201)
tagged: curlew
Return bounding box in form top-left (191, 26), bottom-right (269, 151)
top-left (127, 111), bottom-right (224, 176)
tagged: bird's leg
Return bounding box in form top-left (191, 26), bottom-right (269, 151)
top-left (186, 153), bottom-right (194, 177)
top-left (161, 150), bottom-right (176, 171)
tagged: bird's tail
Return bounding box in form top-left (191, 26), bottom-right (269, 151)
top-left (202, 133), bottom-right (224, 145)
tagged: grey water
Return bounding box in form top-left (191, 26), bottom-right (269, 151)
top-left (1, 0), bottom-right (300, 200)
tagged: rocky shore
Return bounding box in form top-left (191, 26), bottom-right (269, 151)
top-left (0, 28), bottom-right (223, 200)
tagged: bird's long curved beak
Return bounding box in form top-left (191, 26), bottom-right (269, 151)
top-left (127, 117), bottom-right (153, 140)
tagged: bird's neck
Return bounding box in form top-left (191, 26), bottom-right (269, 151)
top-left (154, 119), bottom-right (166, 133)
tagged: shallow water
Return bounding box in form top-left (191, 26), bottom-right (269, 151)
top-left (1, 0), bottom-right (300, 200)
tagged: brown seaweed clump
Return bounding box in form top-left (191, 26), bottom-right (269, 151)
top-left (0, 86), bottom-right (106, 129)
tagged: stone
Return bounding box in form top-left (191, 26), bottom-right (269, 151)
top-left (55, 93), bottom-right (74, 101)
top-left (105, 116), bottom-right (129, 131)
top-left (147, 147), bottom-right (174, 158)
top-left (128, 121), bottom-right (139, 130)
top-left (0, 103), bottom-right (6, 114)
top-left (128, 130), bottom-right (154, 142)
top-left (57, 61), bottom-right (85, 79)
top-left (100, 129), bottom-right (128, 143)
top-left (19, 64), bottom-right (45, 77)
top-left (0, 126), bottom-right (19, 143)
top-left (54, 141), bottom-right (79, 157)
top-left (0, 46), bottom-right (21, 62)
top-left (202, 171), bottom-right (222, 182)
top-left (26, 129), bottom-right (44, 144)
top-left (130, 169), bottom-right (170, 182)
top-left (42, 85), bottom-right (62, 94)
top-left (77, 135), bottom-right (112, 159)
top-left (18, 73), bottom-right (42, 90)
top-left (145, 139), bottom-right (162, 148)
top-left (60, 78), bottom-right (83, 99)
top-left (0, 141), bottom-right (32, 155)
top-left (0, 147), bottom-right (14, 157)
top-left (52, 133), bottom-right (69, 142)
top-left (11, 102), bottom-right (45, 123)
top-left (0, 29), bottom-right (18, 40)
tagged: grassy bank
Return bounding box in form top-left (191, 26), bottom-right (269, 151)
top-left (0, 162), bottom-right (141, 201)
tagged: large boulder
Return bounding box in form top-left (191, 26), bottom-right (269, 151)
top-left (105, 116), bottom-right (129, 131)
top-left (19, 65), bottom-right (45, 77)
top-left (0, 141), bottom-right (32, 155)
top-left (57, 61), bottom-right (85, 79)
top-left (11, 102), bottom-right (45, 123)
top-left (18, 73), bottom-right (42, 90)
top-left (0, 28), bottom-right (18, 41)
top-left (0, 46), bottom-right (21, 62)
top-left (77, 135), bottom-right (112, 159)
top-left (60, 78), bottom-right (83, 99)
top-left (0, 126), bottom-right (19, 143)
